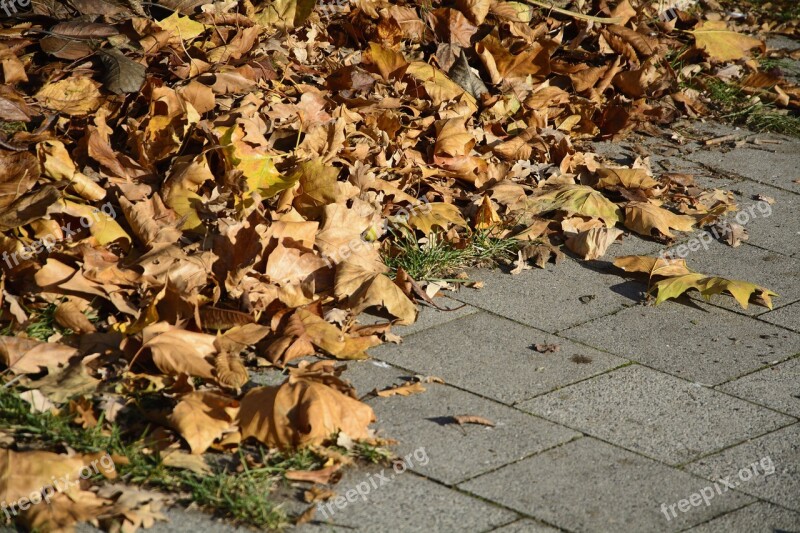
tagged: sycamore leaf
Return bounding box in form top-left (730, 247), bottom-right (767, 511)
top-left (700, 277), bottom-right (777, 310)
top-left (254, 0), bottom-right (316, 29)
top-left (624, 201), bottom-right (695, 239)
top-left (690, 21), bottom-right (765, 62)
top-left (238, 363), bottom-right (375, 448)
top-left (54, 301), bottom-right (96, 334)
top-left (37, 140), bottom-right (106, 201)
top-left (651, 272), bottom-right (709, 305)
top-left (613, 255), bottom-right (693, 279)
top-left (59, 200), bottom-right (132, 247)
top-left (156, 11), bottom-right (208, 40)
top-left (650, 273), bottom-right (777, 309)
top-left (406, 62), bottom-right (476, 110)
top-left (526, 185), bottom-right (622, 228)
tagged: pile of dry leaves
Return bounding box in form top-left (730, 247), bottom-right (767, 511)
top-left (0, 0), bottom-right (795, 529)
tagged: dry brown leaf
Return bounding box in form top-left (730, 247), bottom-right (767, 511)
top-left (375, 382), bottom-right (426, 397)
top-left (453, 415), bottom-right (495, 427)
top-left (167, 391), bottom-right (240, 454)
top-left (214, 352), bottom-right (249, 389)
top-left (54, 301), bottom-right (97, 334)
top-left (238, 366), bottom-right (375, 448)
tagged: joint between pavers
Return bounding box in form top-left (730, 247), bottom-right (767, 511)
top-left (674, 420), bottom-right (800, 470)
top-left (711, 351), bottom-right (800, 390)
top-left (674, 499), bottom-right (759, 532)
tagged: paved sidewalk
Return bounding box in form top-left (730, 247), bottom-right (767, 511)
top-left (105, 120), bottom-right (800, 533)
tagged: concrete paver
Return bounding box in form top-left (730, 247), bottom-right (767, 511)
top-left (518, 365), bottom-right (795, 465)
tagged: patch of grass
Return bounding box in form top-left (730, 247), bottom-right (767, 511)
top-left (702, 77), bottom-right (800, 137)
top-left (0, 121), bottom-right (26, 135)
top-left (0, 386), bottom-right (394, 529)
top-left (383, 228), bottom-right (518, 281)
top-left (351, 441), bottom-right (394, 463)
top-left (0, 387), bottom-right (296, 529)
top-left (24, 304), bottom-right (60, 341)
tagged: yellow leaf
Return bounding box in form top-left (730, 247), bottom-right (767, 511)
top-left (219, 125), bottom-right (296, 198)
top-left (156, 11), bottom-right (208, 40)
top-left (59, 200), bottom-right (131, 247)
top-left (37, 140), bottom-right (107, 201)
top-left (596, 168), bottom-right (659, 191)
top-left (690, 21), bottom-right (765, 62)
top-left (473, 195), bottom-right (501, 230)
top-left (613, 255), bottom-right (693, 279)
top-left (701, 277), bottom-right (777, 310)
top-left (406, 62), bottom-right (477, 111)
top-left (366, 42), bottom-right (408, 81)
top-left (407, 202), bottom-right (466, 234)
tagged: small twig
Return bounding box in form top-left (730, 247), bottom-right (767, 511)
top-left (703, 133), bottom-right (742, 146)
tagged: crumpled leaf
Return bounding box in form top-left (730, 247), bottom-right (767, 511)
top-left (565, 227), bottom-right (624, 260)
top-left (238, 362), bottom-right (375, 448)
top-left (34, 76), bottom-right (103, 115)
top-left (142, 322), bottom-right (216, 379)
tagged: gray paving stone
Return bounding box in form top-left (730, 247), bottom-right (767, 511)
top-left (561, 300), bottom-right (800, 385)
top-left (717, 356), bottom-right (800, 417)
top-left (372, 312), bottom-right (628, 405)
top-left (459, 437), bottom-right (752, 532)
top-left (686, 501), bottom-right (800, 533)
top-left (687, 144), bottom-right (800, 194)
top-left (451, 258), bottom-right (643, 333)
top-left (687, 423), bottom-right (800, 512)
top-left (75, 507), bottom-right (249, 533)
top-left (298, 466), bottom-right (516, 532)
top-left (366, 380), bottom-right (579, 485)
top-left (660, 242), bottom-right (800, 315)
top-left (720, 180), bottom-right (800, 258)
top-left (518, 365), bottom-right (794, 465)
top-left (490, 518), bottom-right (562, 532)
top-left (759, 300), bottom-right (800, 332)
top-left (358, 296), bottom-right (479, 336)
